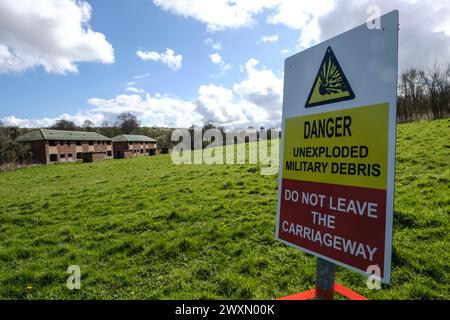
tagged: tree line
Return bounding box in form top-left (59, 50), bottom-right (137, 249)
top-left (47, 113), bottom-right (175, 152)
top-left (398, 64), bottom-right (450, 121)
top-left (0, 112), bottom-right (176, 168)
top-left (0, 112), bottom-right (280, 168)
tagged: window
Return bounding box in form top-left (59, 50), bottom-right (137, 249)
top-left (61, 140), bottom-right (66, 146)
top-left (107, 151), bottom-right (112, 157)
top-left (67, 141), bottom-right (72, 146)
top-left (77, 153), bottom-right (82, 159)
top-left (60, 154), bottom-right (65, 159)
top-left (76, 141), bottom-right (81, 146)
top-left (107, 141), bottom-right (111, 145)
top-left (129, 142), bottom-right (133, 146)
top-left (140, 149), bottom-right (144, 154)
top-left (50, 154), bottom-right (58, 162)
top-left (89, 141), bottom-right (93, 145)
top-left (49, 140), bottom-right (56, 146)
top-left (68, 154), bottom-right (73, 158)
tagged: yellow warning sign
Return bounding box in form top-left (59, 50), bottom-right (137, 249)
top-left (283, 103), bottom-right (389, 189)
top-left (305, 47), bottom-right (355, 108)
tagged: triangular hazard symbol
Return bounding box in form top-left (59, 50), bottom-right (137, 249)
top-left (305, 46), bottom-right (355, 108)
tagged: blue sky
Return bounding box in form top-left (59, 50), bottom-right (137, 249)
top-left (0, 0), bottom-right (449, 128)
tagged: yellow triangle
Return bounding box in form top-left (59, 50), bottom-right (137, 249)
top-left (305, 47), bottom-right (355, 108)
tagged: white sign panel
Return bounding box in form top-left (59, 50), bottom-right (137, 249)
top-left (276, 11), bottom-right (399, 283)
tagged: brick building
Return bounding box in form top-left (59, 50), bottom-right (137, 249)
top-left (112, 134), bottom-right (158, 159)
top-left (16, 129), bottom-right (113, 164)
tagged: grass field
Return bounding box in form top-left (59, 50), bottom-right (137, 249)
top-left (0, 119), bottom-right (449, 300)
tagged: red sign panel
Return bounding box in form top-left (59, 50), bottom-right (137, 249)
top-left (278, 179), bottom-right (387, 277)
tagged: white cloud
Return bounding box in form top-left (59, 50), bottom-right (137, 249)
top-left (152, 0), bottom-right (331, 35)
top-left (2, 93), bottom-right (203, 128)
top-left (1, 116), bottom-right (58, 128)
top-left (153, 0), bottom-right (278, 31)
top-left (234, 59), bottom-right (283, 121)
top-left (3, 58), bottom-right (283, 129)
top-left (87, 93), bottom-right (202, 128)
top-left (154, 0), bottom-right (450, 70)
top-left (196, 58), bottom-right (283, 127)
top-left (267, 0), bottom-right (334, 30)
top-left (258, 34), bottom-right (279, 45)
top-left (126, 81), bottom-right (137, 87)
top-left (209, 53), bottom-right (232, 73)
top-left (314, 0), bottom-right (450, 71)
top-left (209, 53), bottom-right (222, 65)
top-left (1, 112), bottom-right (104, 128)
top-left (205, 38), bottom-right (222, 50)
top-left (0, 0), bottom-right (114, 74)
top-left (125, 87), bottom-right (145, 94)
top-left (137, 48), bottom-right (182, 71)
top-left (196, 84), bottom-right (248, 125)
top-left (133, 73), bottom-right (150, 79)
top-left (271, 0), bottom-right (450, 69)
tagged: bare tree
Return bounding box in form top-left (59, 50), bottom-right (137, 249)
top-left (421, 63), bottom-right (449, 120)
top-left (397, 66), bottom-right (449, 121)
top-left (82, 120), bottom-right (95, 131)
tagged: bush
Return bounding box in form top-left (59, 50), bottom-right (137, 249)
top-left (0, 136), bottom-right (32, 166)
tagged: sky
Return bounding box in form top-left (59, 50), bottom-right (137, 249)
top-left (0, 0), bottom-right (449, 129)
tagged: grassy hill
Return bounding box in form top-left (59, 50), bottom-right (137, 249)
top-left (0, 119), bottom-right (448, 300)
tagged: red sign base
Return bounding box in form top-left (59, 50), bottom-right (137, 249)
top-left (278, 283), bottom-right (368, 300)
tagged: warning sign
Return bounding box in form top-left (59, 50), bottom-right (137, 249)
top-left (276, 11), bottom-right (399, 283)
top-left (283, 103), bottom-right (388, 189)
top-left (305, 47), bottom-right (355, 108)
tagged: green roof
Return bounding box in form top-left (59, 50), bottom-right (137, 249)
top-left (16, 129), bottom-right (112, 142)
top-left (113, 134), bottom-right (157, 142)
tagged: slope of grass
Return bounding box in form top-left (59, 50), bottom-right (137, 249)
top-left (0, 119), bottom-right (448, 300)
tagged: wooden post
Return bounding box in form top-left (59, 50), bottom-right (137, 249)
top-left (315, 258), bottom-right (336, 300)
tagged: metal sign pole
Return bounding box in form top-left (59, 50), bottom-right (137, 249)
top-left (315, 258), bottom-right (336, 300)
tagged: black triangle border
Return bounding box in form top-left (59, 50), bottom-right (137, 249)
top-left (305, 46), bottom-right (355, 108)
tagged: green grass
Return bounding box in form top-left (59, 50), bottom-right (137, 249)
top-left (0, 119), bottom-right (449, 300)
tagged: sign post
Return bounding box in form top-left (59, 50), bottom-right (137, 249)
top-left (315, 258), bottom-right (336, 300)
top-left (276, 11), bottom-right (399, 298)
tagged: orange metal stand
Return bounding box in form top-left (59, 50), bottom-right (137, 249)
top-left (278, 283), bottom-right (368, 300)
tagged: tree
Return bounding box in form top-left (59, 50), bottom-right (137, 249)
top-left (421, 64), bottom-right (450, 120)
top-left (82, 120), bottom-right (95, 131)
top-left (116, 112), bottom-right (139, 134)
top-left (51, 119), bottom-right (77, 131)
top-left (101, 120), bottom-right (111, 128)
top-left (0, 135), bottom-right (31, 165)
top-left (398, 64), bottom-right (450, 121)
top-left (398, 68), bottom-right (428, 121)
top-left (98, 120), bottom-right (118, 138)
